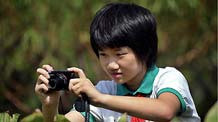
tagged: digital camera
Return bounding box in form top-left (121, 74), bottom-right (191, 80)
top-left (48, 70), bottom-right (77, 91)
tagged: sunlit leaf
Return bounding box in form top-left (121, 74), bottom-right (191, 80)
top-left (0, 113), bottom-right (20, 122)
top-left (205, 102), bottom-right (218, 122)
top-left (118, 113), bottom-right (127, 122)
top-left (21, 112), bottom-right (43, 122)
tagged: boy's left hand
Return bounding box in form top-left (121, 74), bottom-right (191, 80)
top-left (67, 67), bottom-right (102, 105)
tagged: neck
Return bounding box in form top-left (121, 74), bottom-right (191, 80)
top-left (126, 67), bottom-right (147, 91)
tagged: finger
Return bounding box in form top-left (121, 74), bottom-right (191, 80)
top-left (68, 79), bottom-right (80, 91)
top-left (37, 68), bottom-right (50, 79)
top-left (42, 64), bottom-right (54, 72)
top-left (35, 84), bottom-right (49, 95)
top-left (68, 79), bottom-right (84, 97)
top-left (67, 67), bottom-right (86, 79)
top-left (37, 74), bottom-right (49, 86)
top-left (71, 86), bottom-right (82, 97)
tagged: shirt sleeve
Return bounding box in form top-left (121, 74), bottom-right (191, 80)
top-left (156, 67), bottom-right (192, 113)
top-left (95, 80), bottom-right (117, 95)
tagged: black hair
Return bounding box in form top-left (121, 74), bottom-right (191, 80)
top-left (90, 3), bottom-right (158, 69)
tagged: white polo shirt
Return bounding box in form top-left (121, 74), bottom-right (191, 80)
top-left (73, 66), bottom-right (200, 122)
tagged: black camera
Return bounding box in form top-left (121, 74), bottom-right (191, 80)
top-left (49, 71), bottom-right (90, 122)
top-left (48, 70), bottom-right (77, 91)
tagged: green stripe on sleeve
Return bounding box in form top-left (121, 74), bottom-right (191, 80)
top-left (80, 112), bottom-right (96, 122)
top-left (157, 88), bottom-right (186, 113)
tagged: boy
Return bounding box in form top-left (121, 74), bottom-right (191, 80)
top-left (35, 3), bottom-right (200, 122)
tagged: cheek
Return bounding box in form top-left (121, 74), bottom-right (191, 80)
top-left (123, 61), bottom-right (140, 74)
top-left (120, 57), bottom-right (140, 73)
top-left (99, 59), bottom-right (108, 72)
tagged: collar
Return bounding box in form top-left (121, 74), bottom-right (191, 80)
top-left (117, 65), bottom-right (159, 96)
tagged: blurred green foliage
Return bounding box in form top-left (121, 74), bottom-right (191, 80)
top-left (21, 112), bottom-right (44, 122)
top-left (21, 112), bottom-right (69, 122)
top-left (0, 0), bottom-right (216, 121)
top-left (0, 112), bottom-right (69, 122)
top-left (204, 102), bottom-right (217, 122)
top-left (0, 113), bottom-right (20, 122)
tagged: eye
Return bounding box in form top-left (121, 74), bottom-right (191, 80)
top-left (116, 52), bottom-right (127, 57)
top-left (99, 52), bottom-right (106, 57)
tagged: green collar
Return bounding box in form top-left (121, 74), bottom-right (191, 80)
top-left (117, 65), bottom-right (159, 96)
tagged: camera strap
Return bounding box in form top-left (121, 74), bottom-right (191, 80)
top-left (75, 94), bottom-right (90, 122)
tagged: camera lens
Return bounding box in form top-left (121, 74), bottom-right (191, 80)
top-left (49, 73), bottom-right (68, 91)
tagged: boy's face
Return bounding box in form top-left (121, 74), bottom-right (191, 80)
top-left (99, 46), bottom-right (146, 89)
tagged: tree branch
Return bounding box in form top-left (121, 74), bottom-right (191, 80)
top-left (174, 32), bottom-right (216, 67)
top-left (0, 82), bottom-right (32, 113)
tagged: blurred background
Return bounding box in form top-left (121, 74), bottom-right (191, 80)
top-left (0, 0), bottom-right (217, 121)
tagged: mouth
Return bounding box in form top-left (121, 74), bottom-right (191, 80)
top-left (110, 72), bottom-right (123, 79)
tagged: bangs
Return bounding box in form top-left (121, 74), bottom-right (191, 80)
top-left (91, 25), bottom-right (131, 51)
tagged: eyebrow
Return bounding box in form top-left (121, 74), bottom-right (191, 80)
top-left (115, 47), bottom-right (129, 52)
top-left (114, 48), bottom-right (123, 51)
top-left (98, 47), bottom-right (128, 52)
top-left (98, 47), bottom-right (122, 51)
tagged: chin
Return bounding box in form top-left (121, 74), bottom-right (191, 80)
top-left (113, 78), bottom-right (126, 84)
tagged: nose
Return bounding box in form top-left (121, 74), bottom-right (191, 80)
top-left (107, 61), bottom-right (119, 71)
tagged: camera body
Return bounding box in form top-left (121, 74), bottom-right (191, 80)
top-left (48, 70), bottom-right (77, 91)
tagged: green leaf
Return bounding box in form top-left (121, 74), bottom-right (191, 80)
top-left (0, 113), bottom-right (20, 122)
top-left (205, 102), bottom-right (218, 122)
top-left (21, 112), bottom-right (43, 122)
top-left (0, 113), bottom-right (10, 122)
top-left (55, 114), bottom-right (70, 122)
top-left (21, 112), bottom-right (69, 122)
top-left (11, 113), bottom-right (20, 122)
top-left (118, 113), bottom-right (127, 122)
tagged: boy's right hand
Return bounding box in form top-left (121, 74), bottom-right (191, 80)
top-left (35, 64), bottom-right (61, 107)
